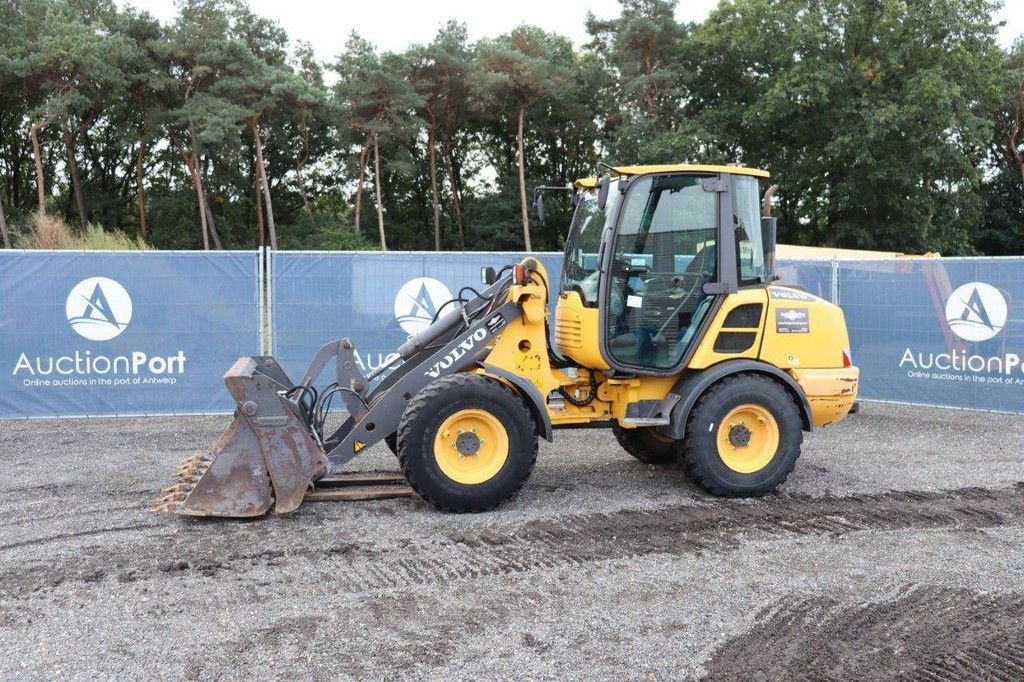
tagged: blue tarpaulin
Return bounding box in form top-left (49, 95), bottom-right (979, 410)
top-left (778, 257), bottom-right (1024, 413)
top-left (0, 250), bottom-right (261, 418)
top-left (269, 251), bottom-right (562, 385)
top-left (1, 249), bottom-right (1020, 418)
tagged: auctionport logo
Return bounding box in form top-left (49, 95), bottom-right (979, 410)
top-left (900, 280), bottom-right (1021, 384)
top-left (944, 282), bottom-right (1007, 342)
top-left (65, 277), bottom-right (133, 341)
top-left (12, 276), bottom-right (187, 386)
top-left (394, 277), bottom-right (452, 336)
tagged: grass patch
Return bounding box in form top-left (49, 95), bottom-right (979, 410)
top-left (15, 213), bottom-right (149, 250)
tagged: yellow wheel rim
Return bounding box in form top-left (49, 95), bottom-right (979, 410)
top-left (716, 403), bottom-right (779, 474)
top-left (433, 408), bottom-right (509, 485)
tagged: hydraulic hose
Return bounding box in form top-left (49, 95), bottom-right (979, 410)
top-left (394, 302), bottom-right (466, 360)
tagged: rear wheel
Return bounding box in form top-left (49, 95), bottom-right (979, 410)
top-left (681, 374), bottom-right (802, 497)
top-left (612, 424), bottom-right (678, 464)
top-left (397, 373), bottom-right (538, 512)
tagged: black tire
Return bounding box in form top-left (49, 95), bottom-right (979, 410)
top-left (612, 424), bottom-right (678, 464)
top-left (397, 373), bottom-right (538, 512)
top-left (680, 374), bottom-right (802, 497)
top-left (384, 433), bottom-right (399, 456)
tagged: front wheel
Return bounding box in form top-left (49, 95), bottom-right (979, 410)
top-left (681, 374), bottom-right (803, 497)
top-left (397, 374), bottom-right (538, 512)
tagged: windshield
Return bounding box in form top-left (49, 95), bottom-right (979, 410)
top-left (560, 181), bottom-right (620, 306)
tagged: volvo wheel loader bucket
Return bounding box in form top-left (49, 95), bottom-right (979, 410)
top-left (153, 356), bottom-right (327, 518)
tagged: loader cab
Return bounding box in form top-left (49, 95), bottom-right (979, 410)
top-left (556, 165), bottom-right (773, 375)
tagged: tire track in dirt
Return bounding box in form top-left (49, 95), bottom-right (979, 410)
top-left (0, 523), bottom-right (162, 552)
top-left (2, 484), bottom-right (1023, 597)
top-left (702, 586), bottom-right (1024, 681)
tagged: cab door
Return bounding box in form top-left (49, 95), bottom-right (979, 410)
top-left (600, 173), bottom-right (727, 373)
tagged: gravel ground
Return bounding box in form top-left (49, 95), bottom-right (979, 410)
top-left (0, 402), bottom-right (1022, 680)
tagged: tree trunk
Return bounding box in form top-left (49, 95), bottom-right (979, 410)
top-left (516, 106), bottom-right (531, 252)
top-left (354, 141), bottom-right (368, 234)
top-left (205, 199), bottom-right (223, 250)
top-left (251, 122), bottom-right (277, 250)
top-left (642, 48), bottom-right (658, 117)
top-left (0, 195), bottom-right (10, 248)
top-left (296, 124), bottom-right (315, 226)
top-left (1010, 122), bottom-right (1024, 185)
top-left (30, 117), bottom-right (51, 214)
top-left (427, 114), bottom-right (441, 251)
top-left (254, 169), bottom-right (265, 248)
top-left (372, 131), bottom-right (387, 251)
top-left (824, 214), bottom-right (837, 248)
top-left (172, 130), bottom-right (210, 250)
top-left (445, 142), bottom-right (465, 249)
top-left (295, 161), bottom-right (315, 226)
top-left (63, 121), bottom-right (88, 230)
top-left (136, 141), bottom-right (148, 239)
top-left (185, 154), bottom-right (210, 250)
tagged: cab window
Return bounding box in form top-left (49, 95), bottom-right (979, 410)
top-left (605, 174), bottom-right (718, 370)
top-left (734, 175), bottom-right (767, 285)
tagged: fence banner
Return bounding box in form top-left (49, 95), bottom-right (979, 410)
top-left (0, 250), bottom-right (261, 418)
top-left (836, 258), bottom-right (1024, 413)
top-left (272, 251), bottom-right (1024, 415)
top-left (776, 258), bottom-right (836, 303)
top-left (5, 249), bottom-right (1018, 418)
top-left (269, 251), bottom-right (562, 385)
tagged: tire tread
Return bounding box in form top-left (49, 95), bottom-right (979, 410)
top-left (397, 373), bottom-right (538, 512)
top-left (680, 373), bottom-right (802, 497)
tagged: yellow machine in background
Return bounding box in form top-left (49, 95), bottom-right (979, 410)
top-left (156, 164), bottom-right (859, 517)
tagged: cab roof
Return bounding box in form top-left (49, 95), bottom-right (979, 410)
top-left (573, 164), bottom-right (770, 189)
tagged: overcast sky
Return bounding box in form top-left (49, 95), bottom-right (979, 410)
top-left (120, 0), bottom-right (1024, 62)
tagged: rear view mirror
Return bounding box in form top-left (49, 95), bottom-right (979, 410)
top-left (534, 194), bottom-right (546, 226)
top-left (481, 266), bottom-right (497, 285)
top-left (597, 174), bottom-right (610, 210)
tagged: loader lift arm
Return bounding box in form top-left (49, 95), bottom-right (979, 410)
top-left (155, 260), bottom-right (552, 517)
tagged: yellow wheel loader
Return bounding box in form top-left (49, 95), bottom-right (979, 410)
top-left (155, 165), bottom-right (859, 517)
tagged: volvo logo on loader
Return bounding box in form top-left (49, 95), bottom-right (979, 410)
top-left (66, 277), bottom-right (133, 341)
top-left (945, 282), bottom-right (1007, 342)
top-left (394, 277), bottom-right (453, 335)
top-left (425, 328), bottom-right (488, 379)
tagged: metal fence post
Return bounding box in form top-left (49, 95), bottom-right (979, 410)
top-left (265, 246), bottom-right (274, 356)
top-left (830, 257), bottom-right (840, 305)
top-left (257, 247), bottom-right (266, 355)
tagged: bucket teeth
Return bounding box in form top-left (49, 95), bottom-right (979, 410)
top-left (152, 452), bottom-right (215, 513)
top-left (154, 491), bottom-right (187, 505)
top-left (159, 477), bottom-right (193, 493)
top-left (174, 465), bottom-right (209, 482)
top-left (151, 500), bottom-right (182, 513)
top-left (174, 454), bottom-right (211, 476)
top-left (149, 450), bottom-right (215, 509)
top-left (150, 492), bottom-right (187, 513)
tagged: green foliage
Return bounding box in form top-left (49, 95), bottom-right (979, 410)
top-left (586, 0), bottom-right (692, 163)
top-left (683, 0), bottom-right (1005, 254)
top-left (0, 0), bottom-right (1019, 254)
